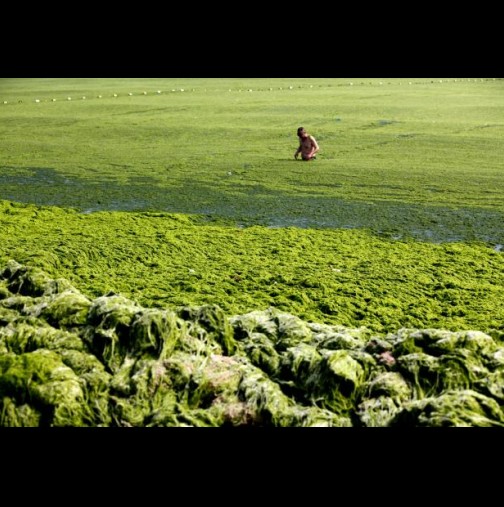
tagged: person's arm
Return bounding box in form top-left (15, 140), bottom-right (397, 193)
top-left (309, 136), bottom-right (320, 158)
top-left (294, 142), bottom-right (302, 159)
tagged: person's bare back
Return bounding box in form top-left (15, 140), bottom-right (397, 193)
top-left (295, 127), bottom-right (319, 161)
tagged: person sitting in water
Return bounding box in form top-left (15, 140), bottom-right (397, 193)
top-left (294, 127), bottom-right (319, 161)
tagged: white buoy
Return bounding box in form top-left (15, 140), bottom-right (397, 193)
top-left (128, 92), bottom-right (133, 96)
top-left (67, 97), bottom-right (72, 100)
top-left (82, 96), bottom-right (86, 100)
top-left (35, 99), bottom-right (40, 103)
top-left (52, 98), bottom-right (56, 102)
top-left (143, 91), bottom-right (147, 95)
top-left (3, 101), bottom-right (8, 104)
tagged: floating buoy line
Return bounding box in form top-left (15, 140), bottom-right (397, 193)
top-left (1, 78), bottom-right (500, 106)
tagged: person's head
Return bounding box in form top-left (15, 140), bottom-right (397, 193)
top-left (297, 126), bottom-right (308, 139)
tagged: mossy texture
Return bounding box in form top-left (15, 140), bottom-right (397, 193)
top-left (2, 200), bottom-right (504, 337)
top-left (1, 262), bottom-right (503, 426)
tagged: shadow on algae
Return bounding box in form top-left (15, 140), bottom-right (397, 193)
top-left (1, 167), bottom-right (503, 244)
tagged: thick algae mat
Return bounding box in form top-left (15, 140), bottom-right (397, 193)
top-left (1, 261), bottom-right (503, 427)
top-left (2, 200), bottom-right (504, 336)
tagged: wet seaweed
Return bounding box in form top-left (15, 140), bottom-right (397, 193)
top-left (1, 262), bottom-right (504, 426)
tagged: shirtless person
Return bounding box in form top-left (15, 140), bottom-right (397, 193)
top-left (294, 127), bottom-right (320, 161)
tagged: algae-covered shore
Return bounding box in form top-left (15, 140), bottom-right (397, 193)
top-left (1, 78), bottom-right (504, 426)
top-left (2, 200), bottom-right (504, 336)
top-left (2, 261), bottom-right (503, 427)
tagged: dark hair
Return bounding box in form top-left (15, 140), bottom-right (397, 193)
top-left (297, 127), bottom-right (305, 136)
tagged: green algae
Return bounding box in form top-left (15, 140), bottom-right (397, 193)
top-left (2, 322), bottom-right (84, 354)
top-left (109, 358), bottom-right (179, 427)
top-left (481, 370), bottom-right (504, 402)
top-left (0, 349), bottom-right (84, 426)
top-left (1, 79), bottom-right (504, 243)
top-left (1, 397), bottom-right (41, 427)
top-left (305, 350), bottom-right (366, 414)
top-left (2, 79), bottom-right (504, 426)
top-left (0, 284), bottom-right (10, 301)
top-left (83, 295), bottom-right (143, 372)
top-left (129, 310), bottom-right (182, 359)
top-left (238, 332), bottom-right (280, 377)
top-left (236, 363), bottom-right (302, 426)
top-left (364, 372), bottom-right (412, 401)
top-left (389, 390), bottom-right (504, 427)
top-left (179, 305), bottom-right (236, 356)
top-left (1, 262), bottom-right (504, 426)
top-left (2, 200), bottom-right (503, 337)
top-left (356, 396), bottom-right (401, 427)
top-left (38, 291), bottom-right (91, 328)
top-left (282, 344), bottom-right (323, 386)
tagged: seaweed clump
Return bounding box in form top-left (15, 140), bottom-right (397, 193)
top-left (1, 260), bottom-right (503, 426)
